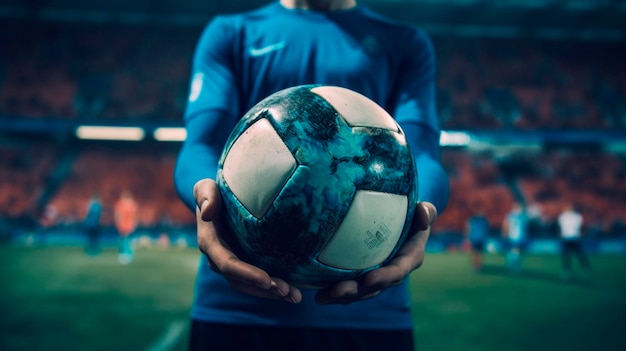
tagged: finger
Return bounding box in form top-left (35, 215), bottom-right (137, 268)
top-left (315, 280), bottom-right (358, 305)
top-left (206, 237), bottom-right (274, 290)
top-left (196, 213), bottom-right (301, 302)
top-left (361, 264), bottom-right (407, 289)
top-left (359, 290), bottom-right (382, 300)
top-left (195, 207), bottom-right (273, 290)
top-left (395, 227), bottom-right (430, 271)
top-left (317, 205), bottom-right (436, 305)
top-left (229, 278), bottom-right (302, 304)
top-left (315, 235), bottom-right (430, 305)
top-left (272, 278), bottom-right (303, 303)
top-left (362, 227), bottom-right (431, 288)
top-left (193, 179), bottom-right (221, 221)
top-left (413, 202), bottom-right (437, 232)
top-left (193, 179), bottom-right (213, 208)
top-left (315, 280), bottom-right (384, 305)
top-left (191, 180), bottom-right (302, 302)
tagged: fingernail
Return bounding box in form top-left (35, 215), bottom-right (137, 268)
top-left (200, 199), bottom-right (209, 213)
top-left (426, 203), bottom-right (437, 226)
top-left (270, 280), bottom-right (286, 297)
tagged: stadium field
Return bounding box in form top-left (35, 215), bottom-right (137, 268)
top-left (1, 245), bottom-right (625, 351)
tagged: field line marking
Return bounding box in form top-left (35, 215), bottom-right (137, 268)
top-left (146, 319), bottom-right (187, 351)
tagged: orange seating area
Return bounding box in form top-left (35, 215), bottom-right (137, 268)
top-left (434, 149), bottom-right (626, 238)
top-left (517, 151), bottom-right (626, 236)
top-left (436, 38), bottom-right (626, 130)
top-left (48, 145), bottom-right (194, 228)
top-left (433, 150), bottom-right (516, 235)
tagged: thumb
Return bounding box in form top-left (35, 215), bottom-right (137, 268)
top-left (414, 202), bottom-right (437, 231)
top-left (193, 179), bottom-right (222, 221)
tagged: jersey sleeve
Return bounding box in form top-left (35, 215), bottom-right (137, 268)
top-left (390, 28), bottom-right (449, 214)
top-left (185, 16), bottom-right (240, 120)
top-left (174, 17), bottom-right (240, 211)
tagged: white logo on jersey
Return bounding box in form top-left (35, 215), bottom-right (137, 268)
top-left (189, 72), bottom-right (204, 103)
top-left (249, 41), bottom-right (286, 57)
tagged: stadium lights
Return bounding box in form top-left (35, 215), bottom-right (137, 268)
top-left (440, 131), bottom-right (472, 147)
top-left (153, 127), bottom-right (187, 141)
top-left (74, 125), bottom-right (467, 145)
top-left (75, 126), bottom-right (145, 141)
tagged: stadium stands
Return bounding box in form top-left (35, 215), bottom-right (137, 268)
top-left (435, 37), bottom-right (626, 130)
top-left (433, 148), bottom-right (626, 239)
top-left (433, 149), bottom-right (516, 235)
top-left (0, 140), bottom-right (59, 218)
top-left (2, 22), bottom-right (625, 129)
top-left (0, 22), bottom-right (195, 121)
top-left (47, 144), bottom-right (194, 228)
top-left (1, 21), bottom-right (625, 239)
top-left (517, 150), bottom-right (626, 238)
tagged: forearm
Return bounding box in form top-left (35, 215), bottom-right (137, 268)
top-left (174, 112), bottom-right (232, 212)
top-left (401, 122), bottom-right (449, 214)
top-left (174, 143), bottom-right (220, 212)
top-left (414, 152), bottom-right (449, 214)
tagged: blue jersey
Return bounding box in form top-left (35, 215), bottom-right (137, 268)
top-left (468, 215), bottom-right (489, 243)
top-left (175, 2), bottom-right (449, 330)
top-left (83, 199), bottom-right (102, 229)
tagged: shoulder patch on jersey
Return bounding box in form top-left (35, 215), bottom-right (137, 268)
top-left (188, 73), bottom-right (203, 103)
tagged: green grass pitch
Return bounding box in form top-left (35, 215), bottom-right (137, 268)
top-left (1, 245), bottom-right (625, 351)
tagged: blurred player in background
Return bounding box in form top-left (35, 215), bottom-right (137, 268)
top-left (466, 208), bottom-right (489, 273)
top-left (37, 202), bottom-right (58, 246)
top-left (114, 190), bottom-right (138, 264)
top-left (558, 203), bottom-right (591, 280)
top-left (174, 0), bottom-right (449, 350)
top-left (502, 202), bottom-right (528, 274)
top-left (83, 193), bottom-right (102, 255)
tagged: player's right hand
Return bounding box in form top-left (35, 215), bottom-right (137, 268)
top-left (193, 178), bottom-right (302, 304)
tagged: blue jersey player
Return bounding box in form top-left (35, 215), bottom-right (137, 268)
top-left (466, 209), bottom-right (489, 272)
top-left (174, 1), bottom-right (450, 350)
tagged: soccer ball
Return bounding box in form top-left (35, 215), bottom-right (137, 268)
top-left (216, 85), bottom-right (418, 288)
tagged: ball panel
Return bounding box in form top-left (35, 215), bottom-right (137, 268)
top-left (310, 86), bottom-right (399, 131)
top-left (317, 190), bottom-right (409, 270)
top-left (235, 164), bottom-right (352, 270)
top-left (356, 129), bottom-right (418, 196)
top-left (222, 118), bottom-right (297, 218)
top-left (266, 90), bottom-right (341, 148)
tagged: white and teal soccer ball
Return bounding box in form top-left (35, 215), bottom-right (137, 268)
top-left (216, 85), bottom-right (418, 288)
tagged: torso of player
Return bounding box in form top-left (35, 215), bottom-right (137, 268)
top-left (232, 6), bottom-right (406, 114)
top-left (507, 213), bottom-right (527, 242)
top-left (468, 216), bottom-right (488, 241)
top-left (559, 211), bottom-right (583, 239)
top-left (115, 199), bottom-right (138, 235)
top-left (187, 5), bottom-right (423, 329)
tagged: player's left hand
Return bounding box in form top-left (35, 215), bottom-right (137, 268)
top-left (314, 201), bottom-right (437, 305)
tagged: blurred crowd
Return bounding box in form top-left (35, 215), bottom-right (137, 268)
top-left (435, 37), bottom-right (626, 130)
top-left (2, 140), bottom-right (624, 241)
top-left (1, 21), bottom-right (626, 240)
top-left (433, 149), bottom-right (626, 239)
top-left (1, 22), bottom-right (625, 129)
top-left (0, 22), bottom-right (194, 121)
